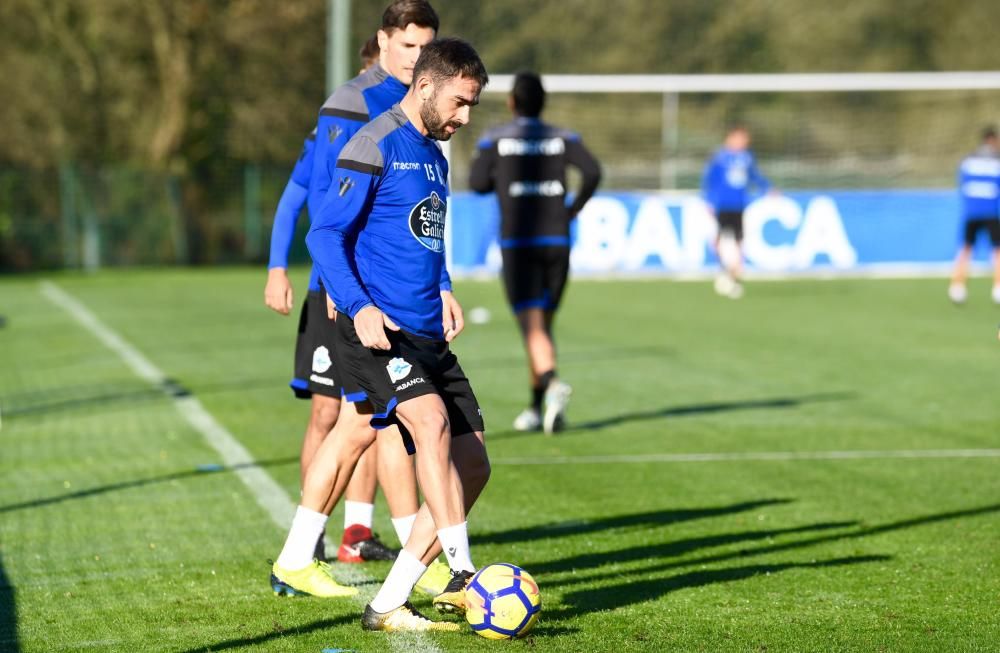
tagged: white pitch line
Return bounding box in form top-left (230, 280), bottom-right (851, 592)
top-left (492, 448), bottom-right (1000, 466)
top-left (39, 281), bottom-right (440, 653)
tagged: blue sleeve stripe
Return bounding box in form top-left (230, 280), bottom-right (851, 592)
top-left (320, 107), bottom-right (368, 122)
top-left (338, 158), bottom-right (383, 176)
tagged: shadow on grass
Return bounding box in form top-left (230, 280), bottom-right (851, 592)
top-left (0, 553), bottom-right (18, 653)
top-left (474, 498), bottom-right (791, 546)
top-left (173, 614), bottom-right (355, 653)
top-left (0, 456), bottom-right (298, 514)
top-left (548, 555), bottom-right (891, 620)
top-left (487, 392), bottom-right (854, 439)
top-left (542, 502), bottom-right (1000, 616)
top-left (528, 520), bottom-right (857, 575)
top-left (615, 501), bottom-right (1000, 581)
top-left (1, 376), bottom-right (281, 419)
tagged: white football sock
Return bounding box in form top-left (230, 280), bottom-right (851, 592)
top-left (391, 513), bottom-right (417, 546)
top-left (343, 500), bottom-right (374, 530)
top-left (369, 549), bottom-right (427, 613)
top-left (436, 521), bottom-right (475, 573)
top-left (276, 506), bottom-right (328, 570)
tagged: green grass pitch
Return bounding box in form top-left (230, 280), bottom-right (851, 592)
top-left (1, 268), bottom-right (998, 652)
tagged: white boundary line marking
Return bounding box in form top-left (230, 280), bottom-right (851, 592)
top-left (39, 281), bottom-right (440, 653)
top-left (492, 449), bottom-right (1000, 466)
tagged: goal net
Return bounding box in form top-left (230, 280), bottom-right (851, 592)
top-left (444, 72), bottom-right (1000, 277)
top-left (449, 72), bottom-right (1000, 192)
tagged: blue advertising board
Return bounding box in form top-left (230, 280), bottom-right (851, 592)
top-left (448, 190), bottom-right (995, 276)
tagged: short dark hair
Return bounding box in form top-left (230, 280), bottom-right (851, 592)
top-left (359, 34), bottom-right (380, 67)
top-left (511, 71), bottom-right (545, 117)
top-left (381, 0), bottom-right (439, 34)
top-left (412, 37), bottom-right (488, 90)
top-left (982, 125), bottom-right (998, 142)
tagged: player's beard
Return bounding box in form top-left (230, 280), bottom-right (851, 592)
top-left (420, 91), bottom-right (461, 141)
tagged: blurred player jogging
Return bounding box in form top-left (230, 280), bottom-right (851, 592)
top-left (949, 126), bottom-right (1000, 304)
top-left (469, 71), bottom-right (601, 435)
top-left (701, 124), bottom-right (771, 299)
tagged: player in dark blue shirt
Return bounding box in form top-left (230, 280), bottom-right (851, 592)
top-left (266, 0), bottom-right (446, 602)
top-left (307, 37), bottom-right (490, 633)
top-left (701, 124), bottom-right (771, 299)
top-left (469, 71), bottom-right (601, 435)
top-left (949, 126), bottom-right (1000, 304)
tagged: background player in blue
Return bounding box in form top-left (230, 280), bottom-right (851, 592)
top-left (306, 38), bottom-right (491, 632)
top-left (949, 126), bottom-right (1000, 305)
top-left (701, 124), bottom-right (771, 299)
top-left (265, 1), bottom-right (447, 599)
top-left (469, 71), bottom-right (601, 435)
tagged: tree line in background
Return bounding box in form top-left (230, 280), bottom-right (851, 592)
top-left (2, 0), bottom-right (1000, 269)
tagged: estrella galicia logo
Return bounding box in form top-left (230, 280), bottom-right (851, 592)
top-left (408, 191), bottom-right (446, 252)
top-left (386, 357), bottom-right (412, 383)
top-left (328, 124), bottom-right (343, 143)
top-left (339, 176), bottom-right (354, 197)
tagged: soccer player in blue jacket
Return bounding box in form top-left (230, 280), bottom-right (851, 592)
top-left (701, 124), bottom-right (771, 299)
top-left (949, 126), bottom-right (1000, 304)
top-left (306, 38), bottom-right (490, 632)
top-left (265, 1), bottom-right (446, 599)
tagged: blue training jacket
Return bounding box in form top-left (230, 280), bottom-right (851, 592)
top-left (701, 148), bottom-right (770, 213)
top-left (957, 145), bottom-right (1000, 219)
top-left (267, 132), bottom-right (315, 271)
top-left (306, 104), bottom-right (453, 340)
top-left (267, 63), bottom-right (407, 291)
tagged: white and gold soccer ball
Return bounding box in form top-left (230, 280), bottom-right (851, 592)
top-left (464, 563), bottom-right (541, 639)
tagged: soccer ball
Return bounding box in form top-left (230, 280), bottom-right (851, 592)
top-left (464, 563), bottom-right (541, 639)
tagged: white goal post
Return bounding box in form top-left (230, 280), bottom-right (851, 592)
top-left (441, 72), bottom-right (1000, 277)
top-left (477, 72), bottom-right (1000, 191)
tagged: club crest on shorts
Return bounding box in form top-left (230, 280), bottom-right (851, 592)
top-left (386, 357), bottom-right (412, 383)
top-left (408, 191), bottom-right (446, 252)
top-left (312, 346), bottom-right (332, 374)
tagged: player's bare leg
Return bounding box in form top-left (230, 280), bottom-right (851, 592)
top-left (393, 395), bottom-right (465, 532)
top-left (715, 232), bottom-right (745, 299)
top-left (302, 400), bottom-right (377, 515)
top-left (271, 399), bottom-right (376, 599)
top-left (513, 308), bottom-right (569, 433)
top-left (300, 394), bottom-right (341, 484)
top-left (517, 308), bottom-right (556, 385)
top-left (405, 431), bottom-right (490, 564)
top-left (991, 247), bottom-right (1000, 303)
top-left (365, 430), bottom-right (489, 624)
top-left (376, 425), bottom-right (420, 541)
top-left (950, 245), bottom-right (972, 304)
top-left (298, 394), bottom-right (340, 560)
top-left (373, 427), bottom-right (449, 593)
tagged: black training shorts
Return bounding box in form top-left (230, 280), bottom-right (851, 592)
top-left (333, 313), bottom-right (484, 454)
top-left (963, 217), bottom-right (1000, 247)
top-left (290, 290), bottom-right (343, 399)
top-left (716, 210), bottom-right (744, 242)
top-left (501, 245), bottom-right (571, 313)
